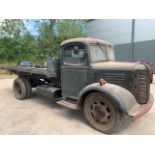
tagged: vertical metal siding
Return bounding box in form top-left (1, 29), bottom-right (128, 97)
top-left (134, 20), bottom-right (155, 72)
top-left (134, 40), bottom-right (155, 72)
top-left (114, 43), bottom-right (132, 61)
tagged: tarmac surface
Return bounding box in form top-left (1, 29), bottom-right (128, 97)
top-left (0, 75), bottom-right (155, 135)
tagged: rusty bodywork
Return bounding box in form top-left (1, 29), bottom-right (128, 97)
top-left (1, 37), bottom-right (154, 133)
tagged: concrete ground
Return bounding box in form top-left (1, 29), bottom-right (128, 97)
top-left (0, 75), bottom-right (155, 135)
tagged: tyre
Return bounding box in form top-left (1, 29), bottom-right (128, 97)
top-left (22, 78), bottom-right (32, 98)
top-left (83, 92), bottom-right (122, 134)
top-left (13, 78), bottom-right (27, 100)
top-left (13, 77), bottom-right (32, 100)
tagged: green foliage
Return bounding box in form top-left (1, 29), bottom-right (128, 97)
top-left (0, 19), bottom-right (25, 62)
top-left (0, 19), bottom-right (86, 64)
top-left (0, 19), bottom-right (24, 38)
top-left (57, 20), bottom-right (86, 40)
top-left (37, 20), bottom-right (57, 58)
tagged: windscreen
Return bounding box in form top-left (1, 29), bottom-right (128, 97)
top-left (89, 45), bottom-right (115, 62)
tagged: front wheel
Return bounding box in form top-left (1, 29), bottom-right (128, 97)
top-left (83, 92), bottom-right (122, 134)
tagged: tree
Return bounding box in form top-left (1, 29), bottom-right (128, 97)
top-left (0, 19), bottom-right (86, 63)
top-left (19, 32), bottom-right (39, 61)
top-left (56, 20), bottom-right (86, 40)
top-left (0, 19), bottom-right (24, 38)
top-left (37, 20), bottom-right (57, 58)
top-left (0, 19), bottom-right (25, 62)
top-left (37, 19), bottom-right (86, 58)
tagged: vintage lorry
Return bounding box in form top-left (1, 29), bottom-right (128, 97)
top-left (1, 38), bottom-right (154, 134)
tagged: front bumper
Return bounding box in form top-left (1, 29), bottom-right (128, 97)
top-left (129, 94), bottom-right (154, 121)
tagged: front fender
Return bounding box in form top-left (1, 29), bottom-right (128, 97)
top-left (78, 83), bottom-right (139, 116)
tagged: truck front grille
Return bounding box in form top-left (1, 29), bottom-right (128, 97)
top-left (135, 70), bottom-right (149, 104)
top-left (103, 73), bottom-right (125, 83)
top-left (95, 71), bottom-right (133, 91)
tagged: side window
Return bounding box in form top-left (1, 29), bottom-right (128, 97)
top-left (63, 44), bottom-right (86, 65)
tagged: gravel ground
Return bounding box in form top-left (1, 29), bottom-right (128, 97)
top-left (0, 75), bottom-right (155, 135)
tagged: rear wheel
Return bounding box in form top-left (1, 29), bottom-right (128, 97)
top-left (13, 78), bottom-right (27, 100)
top-left (22, 78), bottom-right (32, 98)
top-left (83, 92), bottom-right (122, 134)
top-left (13, 77), bottom-right (32, 100)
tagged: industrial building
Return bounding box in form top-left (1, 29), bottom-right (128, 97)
top-left (87, 19), bottom-right (155, 72)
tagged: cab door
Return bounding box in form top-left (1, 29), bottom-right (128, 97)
top-left (61, 43), bottom-right (88, 99)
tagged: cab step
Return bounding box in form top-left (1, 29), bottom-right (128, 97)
top-left (56, 100), bottom-right (79, 110)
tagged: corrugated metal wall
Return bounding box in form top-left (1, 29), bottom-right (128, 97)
top-left (87, 19), bottom-right (155, 72)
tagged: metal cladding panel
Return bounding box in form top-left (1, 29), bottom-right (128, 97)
top-left (114, 43), bottom-right (132, 61)
top-left (87, 19), bottom-right (132, 45)
top-left (134, 40), bottom-right (155, 72)
top-left (135, 19), bottom-right (155, 42)
top-left (114, 40), bottom-right (155, 72)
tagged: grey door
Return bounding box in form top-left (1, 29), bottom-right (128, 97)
top-left (61, 43), bottom-right (88, 98)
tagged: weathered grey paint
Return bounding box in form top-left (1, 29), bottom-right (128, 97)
top-left (78, 83), bottom-right (139, 116)
top-left (59, 38), bottom-right (150, 104)
top-left (61, 67), bottom-right (87, 97)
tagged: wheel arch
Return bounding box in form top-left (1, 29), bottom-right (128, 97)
top-left (78, 83), bottom-right (139, 116)
top-left (78, 88), bottom-right (121, 110)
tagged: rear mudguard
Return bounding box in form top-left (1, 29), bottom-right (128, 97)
top-left (78, 83), bottom-right (141, 117)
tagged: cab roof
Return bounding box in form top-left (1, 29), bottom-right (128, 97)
top-left (60, 37), bottom-right (113, 47)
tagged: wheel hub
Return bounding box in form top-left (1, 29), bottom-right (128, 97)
top-left (91, 101), bottom-right (111, 124)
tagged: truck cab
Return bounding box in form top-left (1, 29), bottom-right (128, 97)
top-left (60, 38), bottom-right (150, 105)
top-left (4, 37), bottom-right (154, 134)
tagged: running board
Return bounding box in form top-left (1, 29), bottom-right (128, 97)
top-left (56, 100), bottom-right (79, 110)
